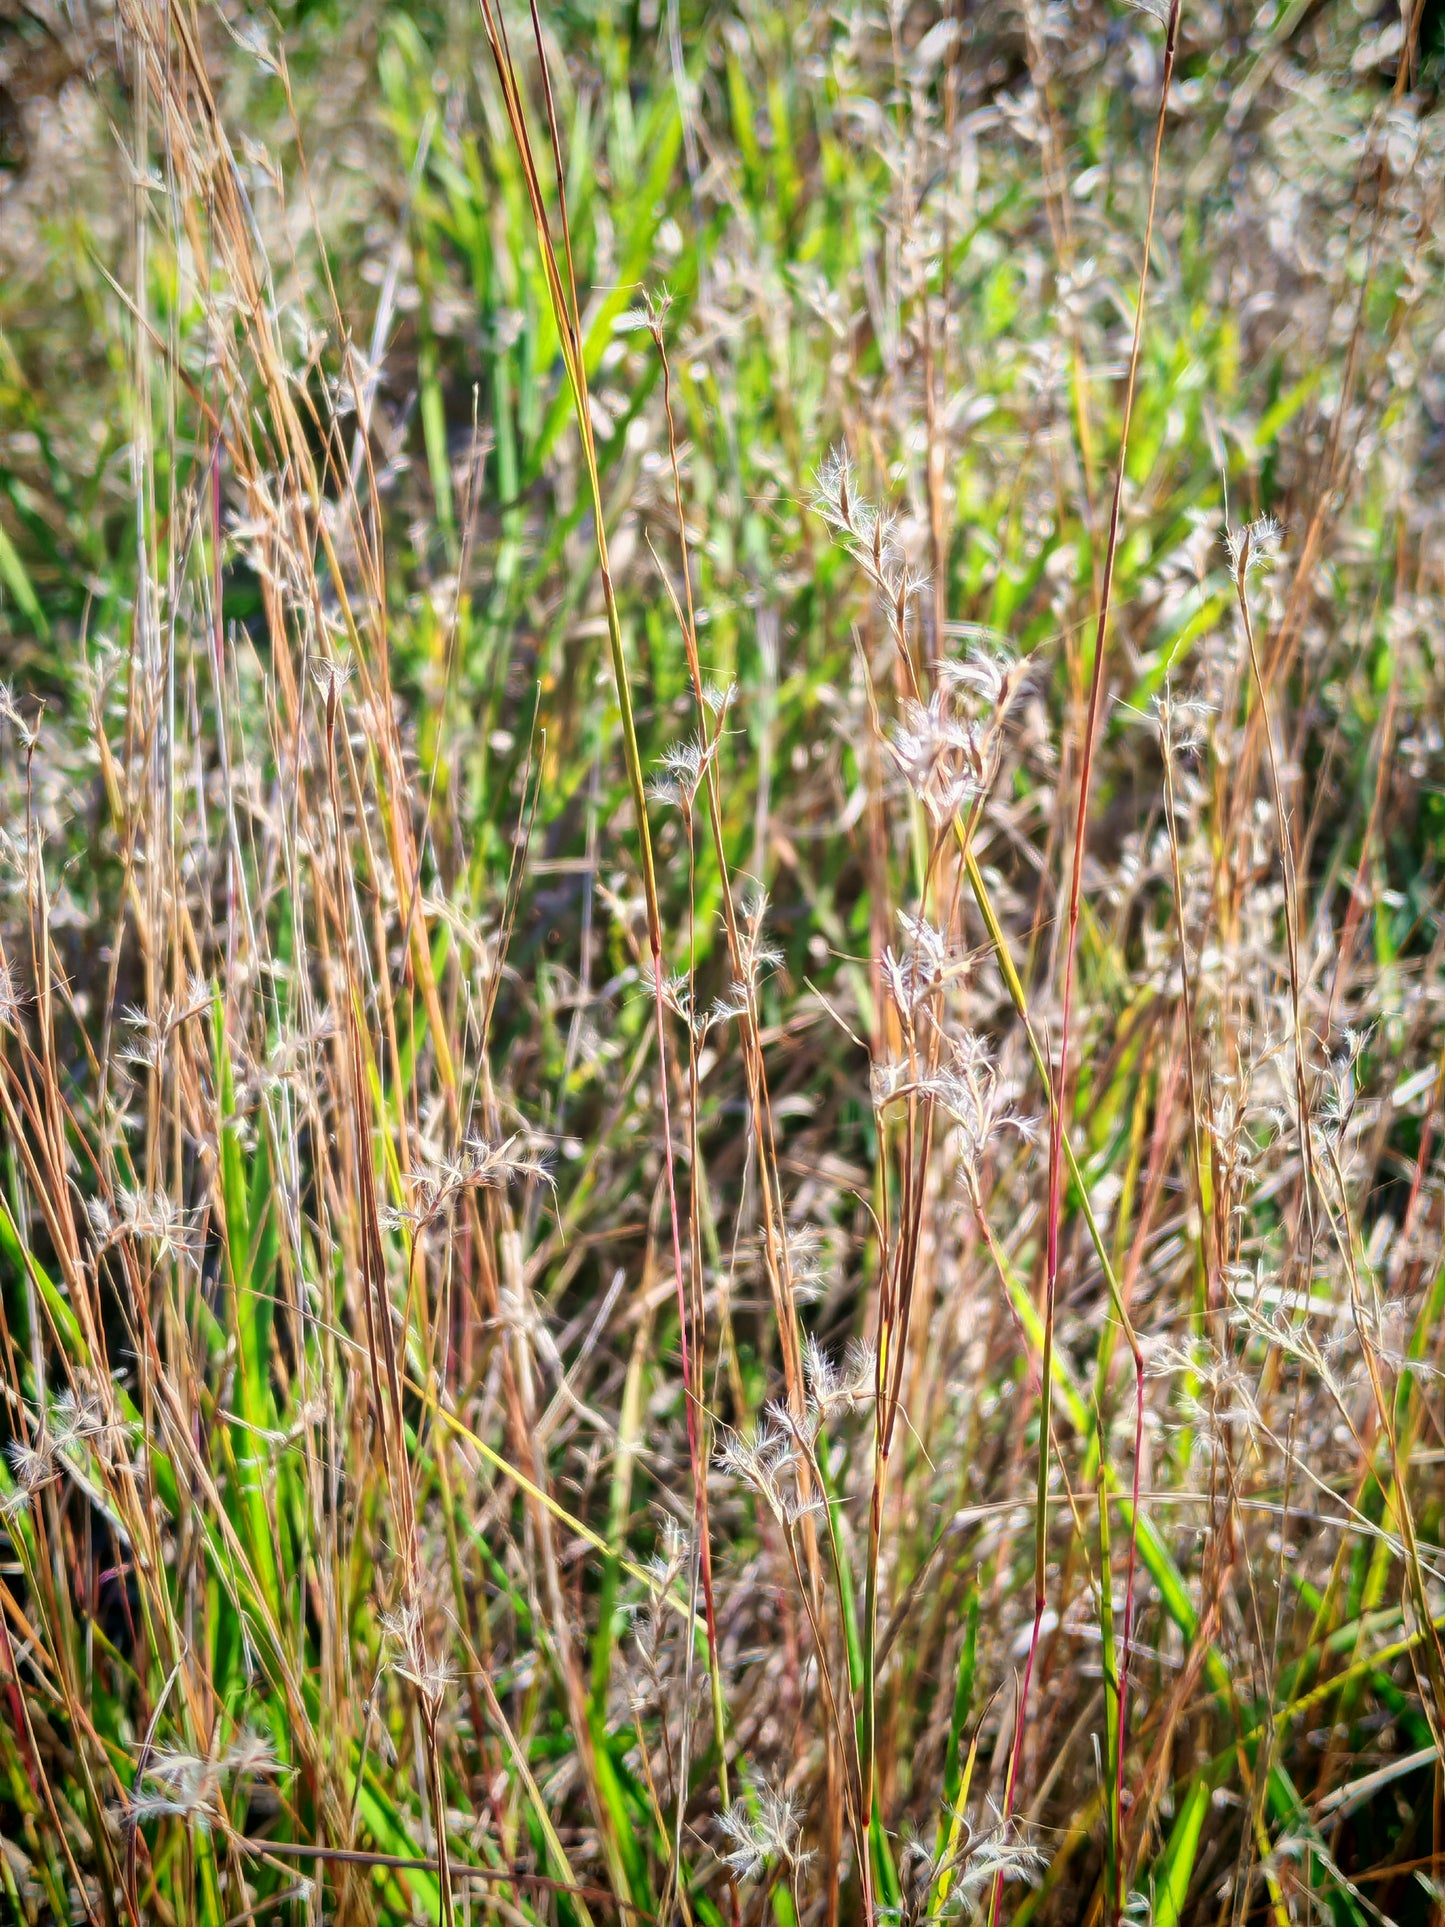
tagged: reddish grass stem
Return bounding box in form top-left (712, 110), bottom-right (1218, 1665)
top-left (991, 8), bottom-right (1180, 1923)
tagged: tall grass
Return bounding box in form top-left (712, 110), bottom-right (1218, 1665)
top-left (3, 0), bottom-right (1445, 1922)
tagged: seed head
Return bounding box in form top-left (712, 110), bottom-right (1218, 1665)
top-left (718, 1783), bottom-right (811, 1881)
top-left (6, 1432), bottom-right (58, 1494)
top-left (1224, 514), bottom-right (1284, 579)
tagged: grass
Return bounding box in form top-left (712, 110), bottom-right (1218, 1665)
top-left (2, 0), bottom-right (1445, 1921)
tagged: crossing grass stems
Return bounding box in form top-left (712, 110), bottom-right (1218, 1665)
top-left (2, 0), bottom-right (1445, 1923)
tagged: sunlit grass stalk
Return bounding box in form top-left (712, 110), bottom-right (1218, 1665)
top-left (1096, 1460), bottom-right (1122, 1924)
top-left (1159, 702), bottom-right (1213, 1331)
top-left (474, 0), bottom-right (729, 1833)
top-left (960, 828), bottom-right (1147, 1919)
top-left (1231, 528), bottom-right (1317, 1231)
top-left (645, 308), bottom-right (809, 1431)
top-left (987, 8), bottom-right (1180, 1915)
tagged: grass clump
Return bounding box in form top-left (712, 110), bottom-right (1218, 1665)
top-left (3, 0), bottom-right (1445, 1922)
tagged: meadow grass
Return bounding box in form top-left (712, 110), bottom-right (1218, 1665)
top-left (2, 0), bottom-right (1445, 1921)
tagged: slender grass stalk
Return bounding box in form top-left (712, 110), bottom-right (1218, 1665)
top-left (473, 0), bottom-right (730, 1831)
top-left (988, 11), bottom-right (1181, 1917)
top-left (645, 308), bottom-right (809, 1430)
top-left (1231, 527), bottom-right (1317, 1232)
top-left (1096, 1459), bottom-right (1121, 1925)
top-left (1159, 697), bottom-right (1213, 1322)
